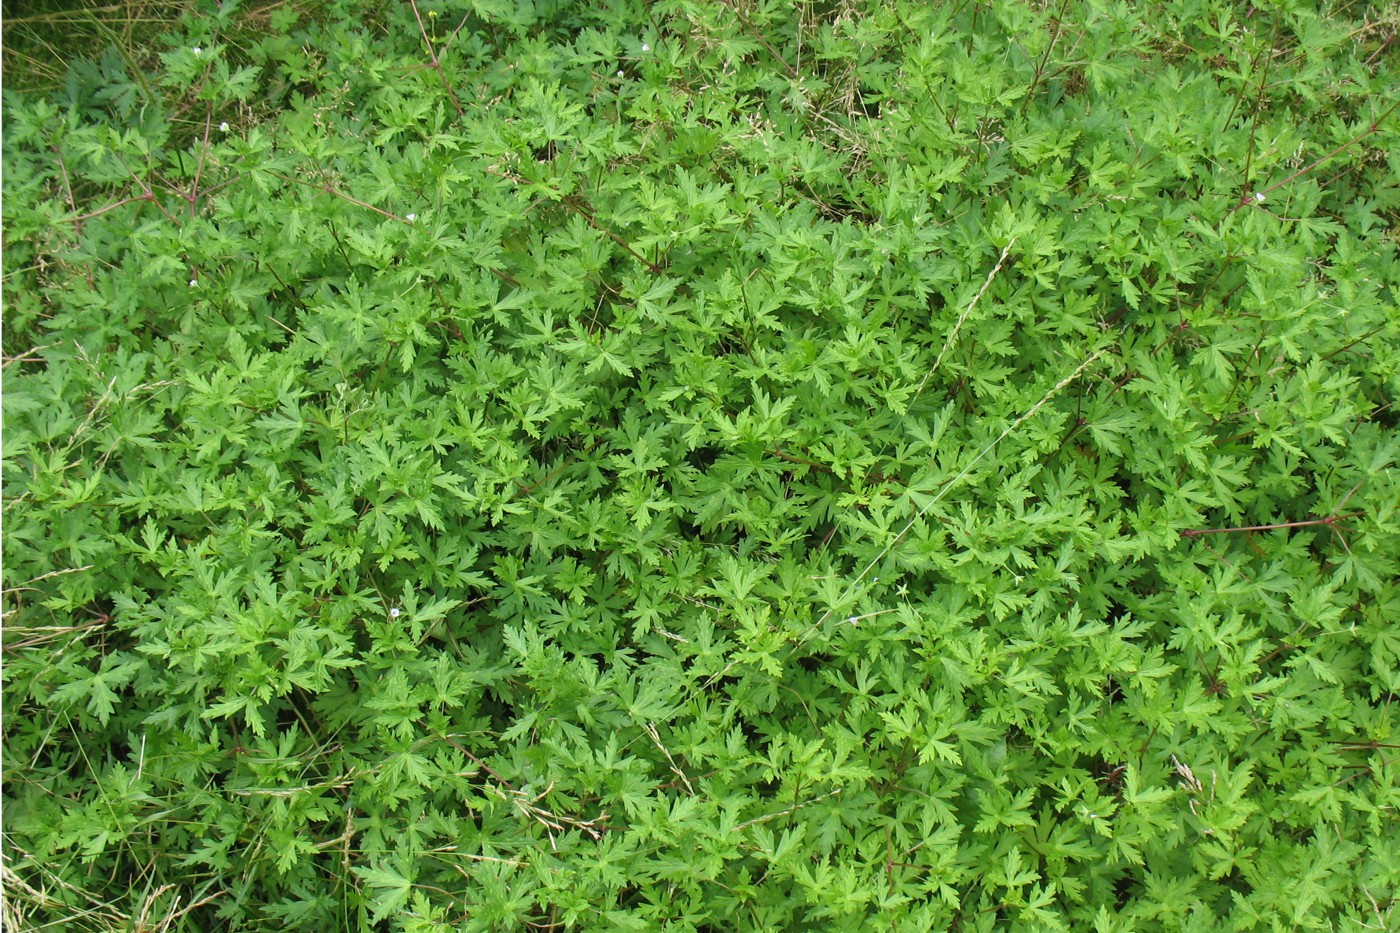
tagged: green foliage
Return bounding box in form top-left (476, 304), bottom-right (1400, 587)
top-left (4, 0), bottom-right (1399, 930)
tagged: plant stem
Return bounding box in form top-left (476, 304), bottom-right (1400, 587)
top-left (408, 0), bottom-right (464, 118)
top-left (1231, 98), bottom-right (1400, 211)
top-left (1181, 512), bottom-right (1363, 537)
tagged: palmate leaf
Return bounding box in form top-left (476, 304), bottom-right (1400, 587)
top-left (352, 859), bottom-right (415, 925)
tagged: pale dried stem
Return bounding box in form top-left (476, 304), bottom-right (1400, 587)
top-left (734, 787), bottom-right (843, 831)
top-left (645, 722), bottom-right (695, 795)
top-left (910, 238), bottom-right (1017, 406)
top-left (802, 347), bottom-right (1109, 644)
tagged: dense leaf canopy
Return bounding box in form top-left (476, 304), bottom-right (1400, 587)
top-left (3, 0), bottom-right (1398, 930)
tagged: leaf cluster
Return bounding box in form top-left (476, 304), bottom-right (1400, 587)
top-left (3, 0), bottom-right (1399, 930)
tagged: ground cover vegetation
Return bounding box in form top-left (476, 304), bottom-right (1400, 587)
top-left (3, 0), bottom-right (1399, 929)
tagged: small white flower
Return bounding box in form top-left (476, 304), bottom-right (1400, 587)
top-left (219, 121), bottom-right (230, 132)
top-left (617, 70), bottom-right (624, 77)
top-left (1253, 191), bottom-right (1266, 203)
top-left (189, 278), bottom-right (198, 287)
top-left (405, 213), bottom-right (417, 222)
top-left (389, 607), bottom-right (402, 619)
top-left (641, 43), bottom-right (650, 52)
top-left (193, 46), bottom-right (203, 55)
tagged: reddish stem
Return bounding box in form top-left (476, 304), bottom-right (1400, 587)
top-left (269, 172), bottom-right (413, 224)
top-left (1231, 98), bottom-right (1400, 212)
top-left (62, 194), bottom-right (153, 225)
top-left (52, 146), bottom-right (78, 214)
top-left (122, 162), bottom-right (181, 226)
top-left (718, 0), bottom-right (796, 77)
top-left (561, 196), bottom-right (662, 275)
top-left (409, 0), bottom-right (464, 118)
top-left (1181, 511), bottom-right (1363, 538)
top-left (189, 105), bottom-right (214, 217)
